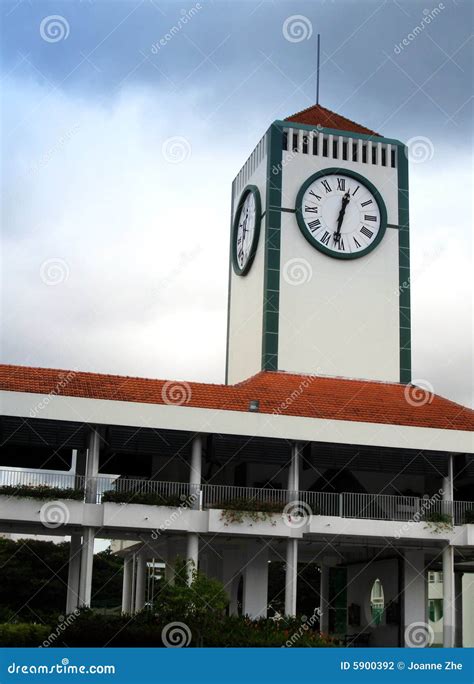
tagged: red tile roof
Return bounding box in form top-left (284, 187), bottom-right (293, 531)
top-left (285, 104), bottom-right (381, 137)
top-left (0, 364), bottom-right (473, 432)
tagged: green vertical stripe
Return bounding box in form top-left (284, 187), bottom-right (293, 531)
top-left (224, 181), bottom-right (236, 384)
top-left (262, 124), bottom-right (283, 370)
top-left (398, 145), bottom-right (411, 384)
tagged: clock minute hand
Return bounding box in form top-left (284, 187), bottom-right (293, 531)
top-left (334, 192), bottom-right (350, 242)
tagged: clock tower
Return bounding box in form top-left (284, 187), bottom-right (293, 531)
top-left (225, 104), bottom-right (410, 386)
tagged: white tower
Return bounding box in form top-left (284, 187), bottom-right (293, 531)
top-left (225, 104), bottom-right (410, 385)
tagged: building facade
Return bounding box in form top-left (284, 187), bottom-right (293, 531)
top-left (0, 104), bottom-right (473, 647)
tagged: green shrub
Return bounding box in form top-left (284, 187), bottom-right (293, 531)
top-left (0, 485), bottom-right (83, 501)
top-left (216, 498), bottom-right (318, 524)
top-left (101, 490), bottom-right (185, 507)
top-left (0, 623), bottom-right (52, 646)
top-left (464, 509), bottom-right (474, 524)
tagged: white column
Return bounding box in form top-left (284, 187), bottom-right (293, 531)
top-left (78, 528), bottom-right (95, 607)
top-left (85, 427), bottom-right (101, 504)
top-left (287, 443), bottom-right (300, 493)
top-left (285, 539), bottom-right (298, 616)
top-left (443, 545), bottom-right (455, 647)
top-left (242, 543), bottom-right (269, 619)
top-left (190, 434), bottom-right (202, 509)
top-left (328, 134), bottom-right (334, 159)
top-left (134, 553), bottom-right (147, 613)
top-left (403, 551), bottom-right (426, 645)
top-left (319, 564), bottom-right (330, 633)
top-left (66, 534), bottom-right (82, 614)
top-left (186, 532), bottom-right (199, 584)
top-left (455, 573), bottom-right (463, 647)
top-left (121, 555), bottom-right (133, 613)
top-left (222, 548), bottom-right (242, 615)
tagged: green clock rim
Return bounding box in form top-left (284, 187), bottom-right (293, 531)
top-left (231, 184), bottom-right (262, 276)
top-left (295, 167), bottom-right (388, 260)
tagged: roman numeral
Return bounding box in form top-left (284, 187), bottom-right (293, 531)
top-left (320, 231), bottom-right (331, 245)
top-left (337, 237), bottom-right (345, 251)
top-left (361, 199), bottom-right (373, 207)
top-left (308, 219), bottom-right (321, 232)
top-left (337, 178), bottom-right (346, 191)
top-left (352, 186), bottom-right (360, 196)
top-left (321, 180), bottom-right (332, 193)
top-left (305, 205), bottom-right (318, 213)
top-left (353, 237), bottom-right (361, 248)
top-left (309, 190), bottom-right (321, 201)
top-left (360, 226), bottom-right (374, 239)
top-left (364, 214), bottom-right (377, 222)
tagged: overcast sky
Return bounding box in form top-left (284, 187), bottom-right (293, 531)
top-left (1, 0), bottom-right (472, 407)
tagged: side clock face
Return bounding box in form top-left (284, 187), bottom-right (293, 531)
top-left (296, 169), bottom-right (387, 259)
top-left (232, 185), bottom-right (262, 275)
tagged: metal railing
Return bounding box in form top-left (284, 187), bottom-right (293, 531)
top-left (0, 470), bottom-right (473, 526)
top-left (0, 469), bottom-right (82, 490)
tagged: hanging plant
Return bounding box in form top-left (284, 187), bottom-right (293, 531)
top-left (423, 511), bottom-right (453, 533)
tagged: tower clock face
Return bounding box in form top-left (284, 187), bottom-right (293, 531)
top-left (232, 185), bottom-right (262, 275)
top-left (296, 168), bottom-right (387, 259)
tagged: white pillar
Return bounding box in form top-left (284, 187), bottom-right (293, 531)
top-left (78, 528), bottom-right (95, 607)
top-left (443, 545), bottom-right (455, 647)
top-left (222, 548), bottom-right (242, 615)
top-left (66, 534), bottom-right (82, 614)
top-left (319, 564), bottom-right (330, 633)
top-left (134, 553), bottom-right (147, 613)
top-left (403, 551), bottom-right (427, 645)
top-left (186, 532), bottom-right (199, 584)
top-left (190, 434), bottom-right (202, 509)
top-left (287, 443), bottom-right (300, 493)
top-left (85, 427), bottom-right (101, 504)
top-left (285, 539), bottom-right (298, 616)
top-left (455, 573), bottom-right (463, 647)
top-left (242, 543), bottom-right (269, 619)
top-left (121, 555), bottom-right (133, 613)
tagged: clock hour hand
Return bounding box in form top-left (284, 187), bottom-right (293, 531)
top-left (334, 191), bottom-right (350, 242)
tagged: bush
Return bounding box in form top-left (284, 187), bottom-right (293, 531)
top-left (0, 623), bottom-right (52, 646)
top-left (101, 490), bottom-right (185, 507)
top-left (464, 509), bottom-right (474, 524)
top-left (0, 485), bottom-right (83, 501)
top-left (216, 498), bottom-right (318, 524)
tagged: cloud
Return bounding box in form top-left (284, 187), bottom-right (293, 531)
top-left (1, 68), bottom-right (472, 407)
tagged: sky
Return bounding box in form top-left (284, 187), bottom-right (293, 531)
top-left (1, 0), bottom-right (473, 407)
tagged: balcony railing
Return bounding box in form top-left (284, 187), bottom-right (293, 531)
top-left (0, 470), bottom-right (473, 526)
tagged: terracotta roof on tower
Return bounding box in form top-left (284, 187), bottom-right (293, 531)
top-left (1, 364), bottom-right (473, 432)
top-left (285, 104), bottom-right (381, 137)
